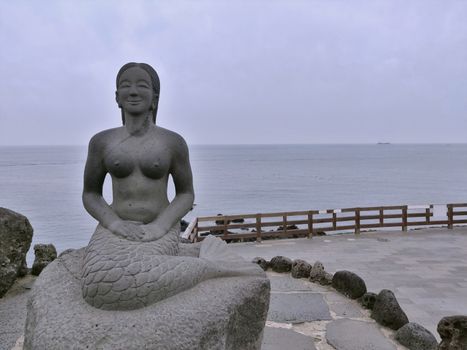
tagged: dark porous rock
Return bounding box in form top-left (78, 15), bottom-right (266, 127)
top-left (291, 259), bottom-right (312, 279)
top-left (362, 292), bottom-right (378, 310)
top-left (270, 256), bottom-right (292, 273)
top-left (252, 257), bottom-right (269, 271)
top-left (180, 219), bottom-right (189, 232)
top-left (395, 322), bottom-right (438, 350)
top-left (0, 208), bottom-right (33, 298)
top-left (315, 231), bottom-right (326, 236)
top-left (332, 270), bottom-right (367, 299)
top-left (437, 315), bottom-right (467, 350)
top-left (371, 289), bottom-right (409, 330)
top-left (319, 272), bottom-right (333, 286)
top-left (309, 261), bottom-right (325, 282)
top-left (232, 218), bottom-right (245, 223)
top-left (31, 244), bottom-right (57, 276)
top-left (277, 224), bottom-right (299, 231)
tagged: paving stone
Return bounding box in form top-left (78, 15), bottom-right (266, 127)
top-left (328, 301), bottom-right (364, 318)
top-left (326, 319), bottom-right (397, 350)
top-left (268, 292), bottom-right (331, 323)
top-left (261, 327), bottom-right (316, 350)
top-left (269, 275), bottom-right (316, 292)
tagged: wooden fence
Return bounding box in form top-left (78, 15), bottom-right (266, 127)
top-left (184, 203), bottom-right (467, 243)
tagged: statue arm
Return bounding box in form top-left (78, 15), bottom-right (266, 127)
top-left (82, 134), bottom-right (121, 229)
top-left (144, 135), bottom-right (194, 237)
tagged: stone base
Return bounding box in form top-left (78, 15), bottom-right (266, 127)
top-left (24, 248), bottom-right (270, 350)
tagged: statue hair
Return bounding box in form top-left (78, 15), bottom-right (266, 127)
top-left (116, 62), bottom-right (160, 125)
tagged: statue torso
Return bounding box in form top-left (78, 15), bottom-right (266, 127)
top-left (100, 127), bottom-right (173, 223)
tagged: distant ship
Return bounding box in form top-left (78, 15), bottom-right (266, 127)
top-left (377, 142), bottom-right (391, 145)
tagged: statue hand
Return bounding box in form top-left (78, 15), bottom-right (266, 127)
top-left (139, 223), bottom-right (167, 242)
top-left (108, 220), bottom-right (145, 241)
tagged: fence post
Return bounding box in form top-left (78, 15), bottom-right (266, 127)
top-left (355, 208), bottom-right (360, 235)
top-left (379, 208), bottom-right (384, 226)
top-left (194, 219), bottom-right (198, 243)
top-left (256, 214), bottom-right (262, 242)
top-left (223, 217), bottom-right (229, 240)
top-left (283, 214), bottom-right (287, 236)
top-left (448, 204), bottom-right (453, 229)
top-left (402, 206), bottom-right (408, 232)
top-left (426, 207), bottom-right (431, 225)
top-left (332, 212), bottom-right (337, 231)
top-left (307, 211), bottom-right (313, 239)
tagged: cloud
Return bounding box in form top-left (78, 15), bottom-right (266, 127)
top-left (1, 0), bottom-right (466, 145)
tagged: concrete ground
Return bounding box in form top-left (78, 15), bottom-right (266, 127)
top-left (230, 226), bottom-right (467, 339)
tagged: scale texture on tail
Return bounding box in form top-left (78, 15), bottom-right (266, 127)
top-left (81, 225), bottom-right (264, 310)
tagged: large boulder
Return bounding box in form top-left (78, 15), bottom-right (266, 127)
top-left (332, 270), bottom-right (367, 299)
top-left (371, 289), bottom-right (409, 330)
top-left (437, 315), bottom-right (467, 350)
top-left (269, 256), bottom-right (292, 273)
top-left (395, 322), bottom-right (438, 350)
top-left (0, 208), bottom-right (33, 297)
top-left (31, 244), bottom-right (57, 276)
top-left (24, 247), bottom-right (270, 349)
top-left (291, 259), bottom-right (311, 279)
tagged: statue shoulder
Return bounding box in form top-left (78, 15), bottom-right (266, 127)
top-left (88, 127), bottom-right (124, 153)
top-left (156, 127), bottom-right (189, 155)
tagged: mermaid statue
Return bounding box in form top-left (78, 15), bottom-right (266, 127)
top-left (80, 62), bottom-right (264, 310)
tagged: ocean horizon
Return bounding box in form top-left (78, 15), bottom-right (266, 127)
top-left (1, 143), bottom-right (466, 264)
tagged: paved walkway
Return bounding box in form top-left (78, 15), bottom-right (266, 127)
top-left (262, 272), bottom-right (405, 350)
top-left (231, 226), bottom-right (467, 340)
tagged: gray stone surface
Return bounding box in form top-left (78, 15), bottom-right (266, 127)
top-left (268, 292), bottom-right (331, 323)
top-left (0, 275), bottom-right (35, 350)
top-left (326, 319), bottom-right (397, 350)
top-left (261, 327), bottom-right (316, 350)
top-left (291, 259), bottom-right (312, 279)
top-left (395, 322), bottom-right (438, 350)
top-left (269, 275), bottom-right (316, 292)
top-left (437, 315), bottom-right (467, 350)
top-left (327, 300), bottom-right (364, 318)
top-left (0, 207), bottom-right (33, 298)
top-left (332, 270), bottom-right (367, 299)
top-left (24, 248), bottom-right (270, 350)
top-left (31, 243), bottom-right (57, 276)
top-left (372, 289), bottom-right (409, 330)
top-left (270, 255), bottom-right (292, 273)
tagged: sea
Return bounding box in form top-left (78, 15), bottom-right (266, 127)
top-left (1, 144), bottom-right (466, 264)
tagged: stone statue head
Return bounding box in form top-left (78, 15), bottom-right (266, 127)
top-left (116, 62), bottom-right (161, 125)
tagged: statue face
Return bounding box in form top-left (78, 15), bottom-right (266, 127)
top-left (116, 67), bottom-right (154, 115)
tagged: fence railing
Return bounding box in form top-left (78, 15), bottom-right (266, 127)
top-left (183, 203), bottom-right (467, 243)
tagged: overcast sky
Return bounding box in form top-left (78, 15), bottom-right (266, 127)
top-left (1, 1), bottom-right (466, 145)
